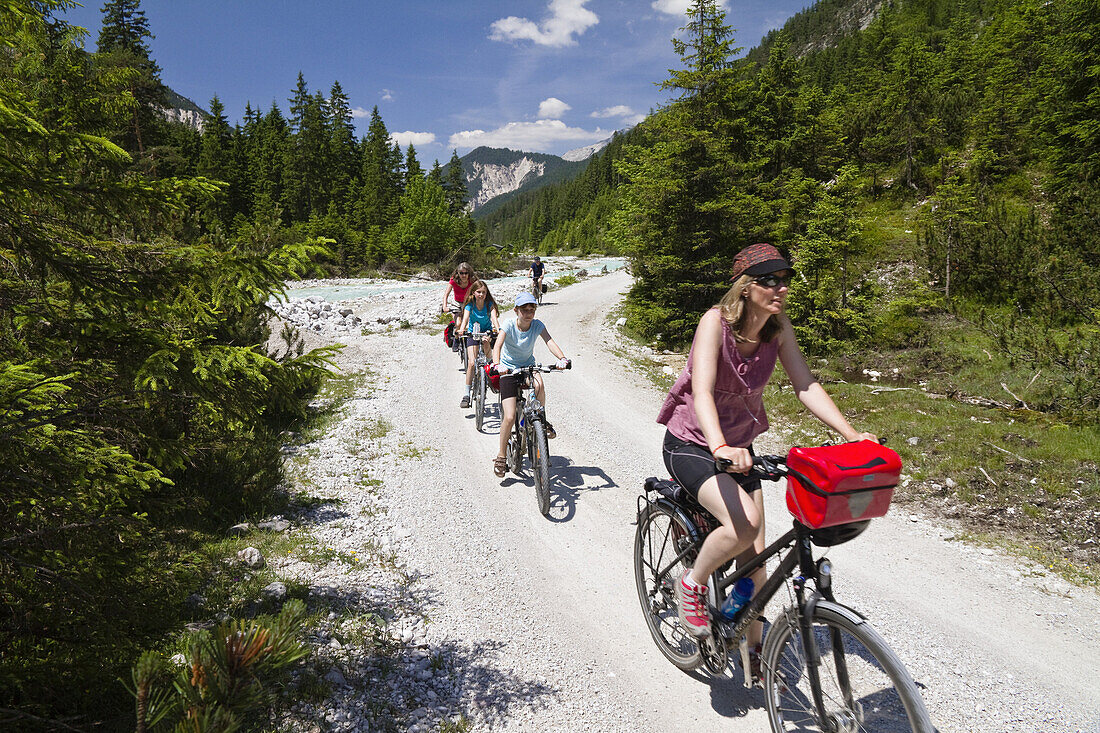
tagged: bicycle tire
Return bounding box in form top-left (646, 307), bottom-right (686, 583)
top-left (459, 339), bottom-right (468, 371)
top-left (474, 367), bottom-right (486, 432)
top-left (633, 503), bottom-right (702, 671)
top-left (531, 420), bottom-right (551, 515)
top-left (762, 600), bottom-right (934, 733)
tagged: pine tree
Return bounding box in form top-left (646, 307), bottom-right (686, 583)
top-left (326, 80), bottom-right (359, 211)
top-left (444, 149), bottom-right (468, 214)
top-left (95, 0), bottom-right (168, 158)
top-left (354, 107), bottom-right (401, 234)
top-left (404, 143), bottom-right (424, 187)
top-left (608, 0), bottom-right (759, 347)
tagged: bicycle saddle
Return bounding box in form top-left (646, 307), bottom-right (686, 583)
top-left (644, 477), bottom-right (707, 513)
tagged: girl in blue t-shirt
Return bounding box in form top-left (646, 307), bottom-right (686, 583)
top-left (490, 291), bottom-right (569, 478)
top-left (457, 280), bottom-right (501, 408)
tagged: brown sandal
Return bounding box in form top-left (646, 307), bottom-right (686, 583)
top-left (493, 455), bottom-right (507, 478)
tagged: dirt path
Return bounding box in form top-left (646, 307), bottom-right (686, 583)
top-left (313, 268), bottom-right (1100, 732)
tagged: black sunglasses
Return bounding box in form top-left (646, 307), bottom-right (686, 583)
top-left (753, 273), bottom-right (793, 288)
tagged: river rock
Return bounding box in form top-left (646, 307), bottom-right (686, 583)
top-left (227, 522), bottom-right (252, 537)
top-left (237, 547), bottom-right (265, 569)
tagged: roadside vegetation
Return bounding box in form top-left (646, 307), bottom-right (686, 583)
top-left (596, 0), bottom-right (1100, 584)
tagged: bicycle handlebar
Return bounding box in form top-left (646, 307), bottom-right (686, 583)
top-left (490, 360), bottom-right (571, 376)
top-left (714, 438), bottom-right (886, 478)
top-left (714, 453), bottom-right (787, 480)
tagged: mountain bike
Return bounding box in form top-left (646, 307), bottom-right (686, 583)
top-left (531, 277), bottom-right (544, 305)
top-left (633, 443), bottom-right (935, 732)
top-left (467, 324), bottom-right (496, 432)
top-left (496, 362), bottom-right (570, 516)
top-left (444, 305), bottom-right (467, 370)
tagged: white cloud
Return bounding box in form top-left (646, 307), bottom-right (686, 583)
top-left (652, 0), bottom-right (728, 15)
top-left (538, 97), bottom-right (571, 119)
top-left (390, 131), bottom-right (437, 147)
top-left (381, 89), bottom-right (394, 101)
top-left (489, 0), bottom-right (598, 48)
top-left (351, 106), bottom-right (371, 119)
top-left (449, 119), bottom-right (605, 153)
top-left (591, 105), bottom-right (647, 126)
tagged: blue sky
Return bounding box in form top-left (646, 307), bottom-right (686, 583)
top-left (61, 1), bottom-right (811, 160)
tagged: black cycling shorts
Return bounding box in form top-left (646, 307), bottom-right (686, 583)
top-left (499, 372), bottom-right (529, 401)
top-left (662, 430), bottom-right (760, 500)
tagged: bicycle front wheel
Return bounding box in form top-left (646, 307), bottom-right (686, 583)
top-left (531, 421), bottom-right (551, 515)
top-left (763, 601), bottom-right (934, 733)
top-left (633, 503), bottom-right (702, 671)
top-left (474, 368), bottom-right (486, 432)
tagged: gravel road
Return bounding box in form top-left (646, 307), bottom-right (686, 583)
top-left (278, 264), bottom-right (1100, 732)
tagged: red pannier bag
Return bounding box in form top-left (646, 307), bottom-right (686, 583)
top-left (443, 321), bottom-right (455, 348)
top-left (484, 363), bottom-right (500, 393)
top-left (785, 440), bottom-right (901, 529)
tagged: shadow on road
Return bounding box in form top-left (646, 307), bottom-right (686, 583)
top-left (544, 456), bottom-right (618, 523)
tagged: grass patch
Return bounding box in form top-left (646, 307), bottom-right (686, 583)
top-left (554, 274), bottom-right (579, 287)
top-left (611, 294), bottom-right (1099, 585)
top-left (764, 344), bottom-right (1100, 585)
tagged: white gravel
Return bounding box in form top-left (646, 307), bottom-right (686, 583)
top-left (267, 260), bottom-right (1100, 732)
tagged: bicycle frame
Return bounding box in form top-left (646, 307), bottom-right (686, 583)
top-left (639, 486), bottom-right (859, 730)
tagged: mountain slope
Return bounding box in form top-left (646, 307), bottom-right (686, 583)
top-left (452, 147), bottom-right (586, 214)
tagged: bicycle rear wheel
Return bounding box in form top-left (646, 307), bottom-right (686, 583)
top-left (762, 601), bottom-right (934, 733)
top-left (633, 503), bottom-right (702, 671)
top-left (474, 367), bottom-right (486, 432)
top-left (531, 421), bottom-right (551, 515)
top-left (459, 340), bottom-right (468, 371)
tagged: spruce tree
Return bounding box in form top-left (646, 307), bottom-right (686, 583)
top-left (326, 80), bottom-right (359, 211)
top-left (96, 0), bottom-right (168, 158)
top-left (608, 0), bottom-right (758, 347)
top-left (444, 149), bottom-right (469, 214)
top-left (404, 143), bottom-right (424, 187)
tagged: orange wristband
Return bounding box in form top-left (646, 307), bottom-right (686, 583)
top-left (712, 443), bottom-right (729, 455)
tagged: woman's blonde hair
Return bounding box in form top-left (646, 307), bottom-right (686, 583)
top-left (717, 275), bottom-right (782, 343)
top-left (462, 279), bottom-right (495, 308)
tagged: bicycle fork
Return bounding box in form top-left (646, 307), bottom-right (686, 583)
top-left (791, 538), bottom-right (858, 732)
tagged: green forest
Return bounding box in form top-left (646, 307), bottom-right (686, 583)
top-left (2, 0), bottom-right (1099, 727)
top-left (493, 0), bottom-right (1098, 421)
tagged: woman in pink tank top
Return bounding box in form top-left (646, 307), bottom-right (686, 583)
top-left (659, 243), bottom-right (877, 681)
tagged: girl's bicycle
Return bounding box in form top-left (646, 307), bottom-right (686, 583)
top-left (494, 362), bottom-right (569, 516)
top-left (468, 325), bottom-right (496, 432)
top-left (633, 441), bottom-right (935, 732)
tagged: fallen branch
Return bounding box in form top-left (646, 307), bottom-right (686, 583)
top-left (984, 441), bottom-right (1033, 464)
top-left (1001, 382), bottom-right (1029, 410)
top-left (978, 467), bottom-right (999, 486)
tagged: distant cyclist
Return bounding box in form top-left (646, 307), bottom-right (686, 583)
top-left (657, 243), bottom-right (875, 675)
top-left (528, 256), bottom-right (545, 300)
top-left (491, 291), bottom-right (569, 478)
top-left (457, 280), bottom-right (500, 408)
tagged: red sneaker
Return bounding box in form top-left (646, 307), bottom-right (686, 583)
top-left (675, 571), bottom-right (712, 638)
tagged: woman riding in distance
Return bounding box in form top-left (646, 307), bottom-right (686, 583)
top-left (657, 243), bottom-right (876, 681)
top-left (457, 279), bottom-right (501, 408)
top-left (491, 292), bottom-right (569, 478)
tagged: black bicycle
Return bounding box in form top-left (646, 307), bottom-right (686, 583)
top-left (633, 449), bottom-right (934, 732)
top-left (496, 362), bottom-right (569, 516)
top-left (467, 325), bottom-right (496, 432)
